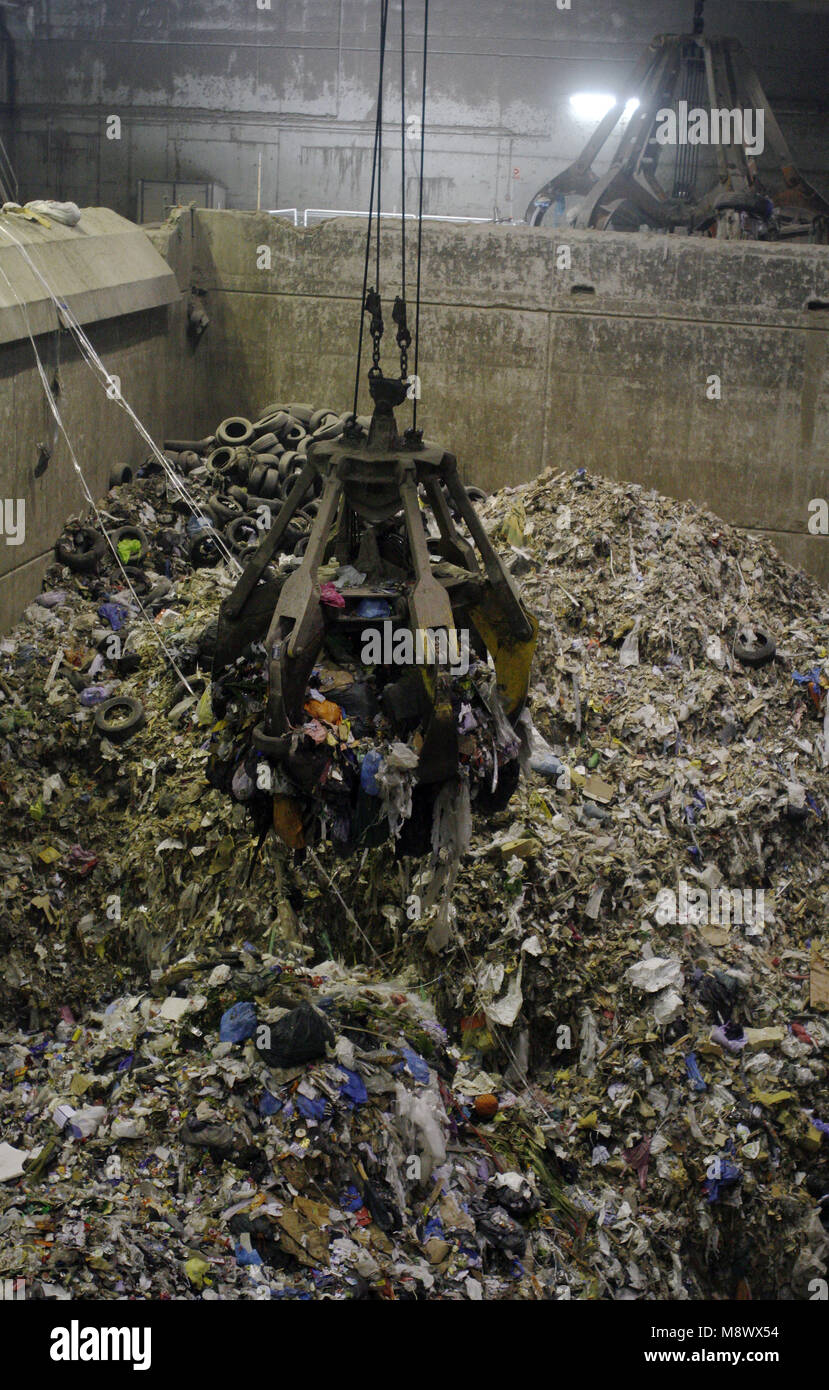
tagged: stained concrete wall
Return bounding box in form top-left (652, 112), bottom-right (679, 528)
top-left (3, 1), bottom-right (829, 223)
top-left (189, 207), bottom-right (829, 585)
top-left (1, 200), bottom-right (826, 639)
top-left (0, 211), bottom-right (194, 632)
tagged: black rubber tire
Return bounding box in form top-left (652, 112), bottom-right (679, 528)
top-left (109, 464), bottom-right (133, 487)
top-left (178, 450), bottom-right (201, 474)
top-left (207, 495), bottom-right (245, 525)
top-left (733, 626), bottom-right (776, 668)
top-left (260, 468), bottom-right (281, 500)
top-left (283, 523), bottom-right (307, 553)
top-left (309, 407), bottom-right (338, 433)
top-left (226, 515), bottom-right (260, 551)
top-left (254, 409), bottom-right (290, 435)
top-left (466, 486), bottom-right (488, 504)
top-left (237, 543), bottom-right (261, 566)
top-left (206, 446), bottom-right (236, 474)
top-left (163, 437), bottom-right (214, 455)
top-left (252, 722), bottom-right (292, 757)
top-left (256, 402), bottom-right (288, 421)
top-left (312, 414), bottom-right (346, 441)
top-left (282, 423), bottom-right (306, 448)
top-left (189, 530), bottom-right (222, 568)
top-left (121, 565), bottom-right (151, 597)
top-left (286, 403), bottom-right (315, 426)
top-left (251, 432), bottom-right (279, 454)
top-left (112, 525), bottom-right (150, 563)
top-left (249, 462), bottom-right (268, 494)
top-left (278, 450), bottom-right (297, 480)
top-left (94, 695), bottom-right (146, 744)
top-left (55, 528), bottom-right (106, 573)
top-left (216, 417), bottom-right (254, 448)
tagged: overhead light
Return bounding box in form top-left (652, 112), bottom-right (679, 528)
top-left (569, 93), bottom-right (615, 121)
top-left (569, 93), bottom-right (640, 121)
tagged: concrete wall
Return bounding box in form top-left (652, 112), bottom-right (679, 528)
top-left (0, 199), bottom-right (825, 640)
top-left (0, 212), bottom-right (194, 632)
top-left (189, 207), bottom-right (829, 585)
top-left (3, 1), bottom-right (829, 224)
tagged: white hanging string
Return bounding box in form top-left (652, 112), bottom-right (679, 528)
top-left (0, 218), bottom-right (242, 573)
top-left (0, 252), bottom-right (199, 690)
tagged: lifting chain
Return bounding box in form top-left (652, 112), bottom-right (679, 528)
top-left (364, 286), bottom-right (384, 377)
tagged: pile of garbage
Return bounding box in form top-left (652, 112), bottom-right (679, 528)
top-left (0, 943), bottom-right (577, 1300)
top-left (0, 415), bottom-right (827, 1299)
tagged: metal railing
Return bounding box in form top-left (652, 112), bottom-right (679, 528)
top-left (266, 208), bottom-right (299, 224)
top-left (300, 208), bottom-right (495, 227)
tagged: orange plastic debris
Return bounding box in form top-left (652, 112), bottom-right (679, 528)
top-left (273, 794), bottom-right (306, 849)
top-left (304, 697), bottom-right (343, 725)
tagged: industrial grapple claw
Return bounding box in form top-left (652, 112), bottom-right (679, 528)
top-left (212, 391), bottom-right (537, 798)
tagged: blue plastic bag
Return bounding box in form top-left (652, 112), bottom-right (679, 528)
top-left (685, 1052), bottom-right (707, 1092)
top-left (398, 1046), bottom-right (430, 1084)
top-left (219, 1001), bottom-right (257, 1043)
top-left (338, 1066), bottom-right (368, 1106)
top-left (360, 749), bottom-right (382, 796)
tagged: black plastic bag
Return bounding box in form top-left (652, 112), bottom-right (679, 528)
top-left (256, 1000), bottom-right (334, 1068)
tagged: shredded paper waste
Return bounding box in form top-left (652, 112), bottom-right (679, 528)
top-left (0, 406), bottom-right (827, 1301)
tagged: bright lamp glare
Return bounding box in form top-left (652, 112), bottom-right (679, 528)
top-left (569, 94), bottom-right (640, 121)
top-left (569, 93), bottom-right (615, 120)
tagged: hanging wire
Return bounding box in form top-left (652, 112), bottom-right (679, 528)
top-left (0, 254), bottom-right (198, 689)
top-left (412, 0), bottom-right (429, 430)
top-left (400, 0), bottom-right (407, 312)
top-left (375, 2), bottom-right (386, 297)
top-left (0, 220), bottom-right (241, 572)
top-left (352, 0), bottom-right (390, 419)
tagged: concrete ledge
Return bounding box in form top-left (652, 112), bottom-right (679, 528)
top-left (0, 207), bottom-right (181, 345)
top-left (189, 210), bottom-right (829, 589)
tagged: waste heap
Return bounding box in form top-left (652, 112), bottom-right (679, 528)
top-left (0, 943), bottom-right (574, 1300)
top-left (0, 409), bottom-right (827, 1300)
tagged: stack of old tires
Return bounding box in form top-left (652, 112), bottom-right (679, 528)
top-left (166, 401), bottom-right (351, 564)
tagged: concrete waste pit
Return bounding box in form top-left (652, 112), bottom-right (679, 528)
top-left (0, 435), bottom-right (827, 1302)
top-left (0, 0), bottom-right (829, 1332)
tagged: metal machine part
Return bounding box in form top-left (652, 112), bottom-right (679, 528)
top-left (214, 377), bottom-right (538, 791)
top-left (525, 3), bottom-right (829, 240)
